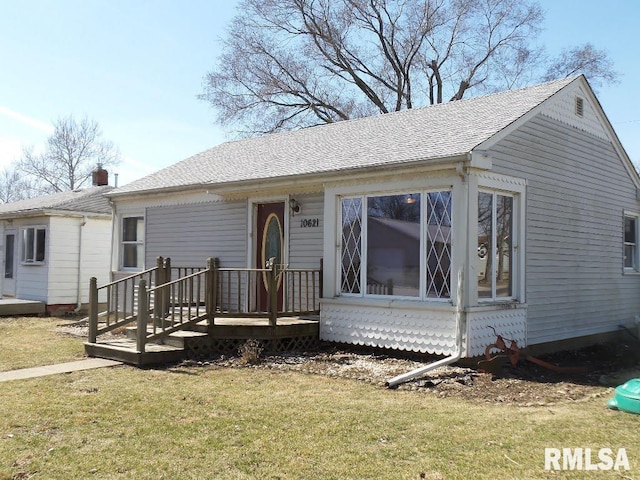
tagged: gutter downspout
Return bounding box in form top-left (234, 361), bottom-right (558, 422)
top-left (386, 160), bottom-right (470, 388)
top-left (386, 269), bottom-right (466, 388)
top-left (109, 200), bottom-right (117, 277)
top-left (74, 216), bottom-right (88, 313)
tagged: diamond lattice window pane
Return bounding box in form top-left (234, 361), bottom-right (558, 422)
top-left (341, 198), bottom-right (362, 294)
top-left (426, 191), bottom-right (452, 298)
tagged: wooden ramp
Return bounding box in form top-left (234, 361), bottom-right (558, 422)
top-left (0, 298), bottom-right (46, 316)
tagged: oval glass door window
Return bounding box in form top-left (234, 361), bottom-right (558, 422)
top-left (262, 213), bottom-right (283, 288)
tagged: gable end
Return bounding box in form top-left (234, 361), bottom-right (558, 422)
top-left (539, 82), bottom-right (608, 141)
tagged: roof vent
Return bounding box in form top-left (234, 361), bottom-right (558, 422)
top-left (575, 96), bottom-right (584, 117)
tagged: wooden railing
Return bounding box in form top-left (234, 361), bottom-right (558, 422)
top-left (87, 258), bottom-right (168, 343)
top-left (88, 257), bottom-right (322, 353)
top-left (138, 266), bottom-right (213, 351)
top-left (282, 262), bottom-right (323, 315)
top-left (216, 258), bottom-right (322, 319)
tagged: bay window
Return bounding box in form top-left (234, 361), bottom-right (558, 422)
top-left (340, 191), bottom-right (452, 300)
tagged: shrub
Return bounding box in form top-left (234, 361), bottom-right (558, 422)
top-left (239, 339), bottom-right (263, 365)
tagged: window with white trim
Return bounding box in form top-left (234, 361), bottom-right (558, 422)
top-left (340, 191), bottom-right (452, 300)
top-left (121, 216), bottom-right (144, 269)
top-left (477, 191), bottom-right (514, 300)
top-left (21, 227), bottom-right (46, 264)
top-left (624, 214), bottom-right (638, 271)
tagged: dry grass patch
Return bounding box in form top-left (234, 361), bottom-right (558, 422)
top-left (0, 364), bottom-right (638, 479)
top-left (0, 317), bottom-right (85, 372)
top-left (0, 318), bottom-right (638, 479)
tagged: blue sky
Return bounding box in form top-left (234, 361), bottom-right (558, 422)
top-left (1, 0), bottom-right (639, 187)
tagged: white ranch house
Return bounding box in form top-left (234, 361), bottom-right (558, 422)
top-left (102, 75), bottom-right (640, 359)
top-left (0, 183), bottom-right (113, 314)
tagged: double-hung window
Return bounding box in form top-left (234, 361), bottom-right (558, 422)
top-left (340, 191), bottom-right (452, 300)
top-left (624, 214), bottom-right (638, 271)
top-left (477, 191), bottom-right (514, 300)
top-left (21, 227), bottom-right (46, 264)
top-left (121, 217), bottom-right (144, 269)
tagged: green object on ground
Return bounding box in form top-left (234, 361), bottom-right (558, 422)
top-left (607, 378), bottom-right (640, 415)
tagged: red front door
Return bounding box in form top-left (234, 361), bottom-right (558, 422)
top-left (256, 202), bottom-right (285, 312)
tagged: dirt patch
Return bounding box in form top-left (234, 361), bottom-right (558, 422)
top-left (178, 341), bottom-right (640, 406)
top-left (61, 320), bottom-right (640, 406)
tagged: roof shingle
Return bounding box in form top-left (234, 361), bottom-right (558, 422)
top-left (113, 77), bottom-right (577, 196)
top-left (0, 186), bottom-right (113, 217)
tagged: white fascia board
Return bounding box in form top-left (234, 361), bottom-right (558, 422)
top-left (0, 209), bottom-right (111, 221)
top-left (468, 150), bottom-right (493, 170)
top-left (108, 156), bottom-right (470, 203)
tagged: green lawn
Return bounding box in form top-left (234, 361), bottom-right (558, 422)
top-left (0, 318), bottom-right (638, 479)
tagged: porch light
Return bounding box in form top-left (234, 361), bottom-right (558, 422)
top-left (406, 194), bottom-right (416, 204)
top-left (289, 198), bottom-right (301, 215)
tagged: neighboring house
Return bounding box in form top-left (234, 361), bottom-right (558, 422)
top-left (0, 169), bottom-right (113, 313)
top-left (105, 75), bottom-right (640, 357)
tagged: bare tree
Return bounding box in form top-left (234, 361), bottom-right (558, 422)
top-left (201, 0), bottom-right (618, 134)
top-left (18, 115), bottom-right (120, 193)
top-left (0, 166), bottom-right (36, 203)
top-left (541, 43), bottom-right (618, 89)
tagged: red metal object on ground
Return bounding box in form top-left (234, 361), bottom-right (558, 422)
top-left (479, 328), bottom-right (588, 374)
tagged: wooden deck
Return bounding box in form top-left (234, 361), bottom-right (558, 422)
top-left (85, 315), bottom-right (319, 366)
top-left (84, 258), bottom-right (322, 366)
top-left (0, 298), bottom-right (46, 316)
top-left (201, 315), bottom-right (319, 339)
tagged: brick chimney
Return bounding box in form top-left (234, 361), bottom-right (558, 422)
top-left (92, 164), bottom-right (109, 186)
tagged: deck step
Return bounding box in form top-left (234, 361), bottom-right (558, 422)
top-left (124, 327), bottom-right (208, 348)
top-left (84, 338), bottom-right (186, 366)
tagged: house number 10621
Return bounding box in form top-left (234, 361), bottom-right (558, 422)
top-left (300, 218), bottom-right (320, 228)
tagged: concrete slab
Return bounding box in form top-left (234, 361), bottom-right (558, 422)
top-left (0, 298), bottom-right (46, 316)
top-left (0, 358), bottom-right (122, 382)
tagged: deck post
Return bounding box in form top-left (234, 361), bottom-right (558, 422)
top-left (205, 257), bottom-right (218, 329)
top-left (267, 257), bottom-right (278, 327)
top-left (154, 257), bottom-right (164, 327)
top-left (319, 258), bottom-right (323, 300)
top-left (163, 257), bottom-right (171, 316)
top-left (88, 277), bottom-right (98, 343)
top-left (137, 280), bottom-right (148, 353)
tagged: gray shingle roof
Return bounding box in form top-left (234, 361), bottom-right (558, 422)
top-left (0, 186), bottom-right (114, 217)
top-left (113, 77), bottom-right (578, 196)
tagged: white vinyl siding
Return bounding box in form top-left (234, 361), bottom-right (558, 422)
top-left (288, 193), bottom-right (324, 269)
top-left (43, 217), bottom-right (112, 305)
top-left (45, 216), bottom-right (79, 303)
top-left (287, 193), bottom-right (324, 309)
top-left (145, 200), bottom-right (247, 268)
top-left (490, 113), bottom-right (640, 345)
